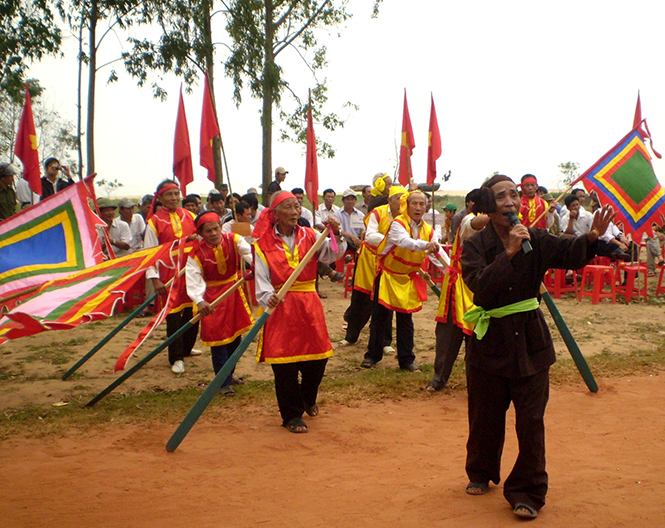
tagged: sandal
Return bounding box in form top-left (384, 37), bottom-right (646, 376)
top-left (283, 418), bottom-right (308, 434)
top-left (513, 503), bottom-right (538, 519)
top-left (305, 404), bottom-right (319, 417)
top-left (465, 482), bottom-right (489, 495)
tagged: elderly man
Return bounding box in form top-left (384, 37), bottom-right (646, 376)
top-left (144, 180), bottom-right (201, 374)
top-left (186, 211), bottom-right (253, 395)
top-left (460, 174), bottom-right (614, 519)
top-left (117, 198), bottom-right (146, 254)
top-left (0, 163), bottom-right (17, 220)
top-left (97, 198), bottom-right (131, 258)
top-left (254, 190), bottom-right (346, 433)
top-left (339, 185), bottom-right (405, 347)
top-left (334, 189), bottom-right (365, 253)
top-left (314, 188), bottom-right (340, 228)
top-left (518, 174), bottom-right (548, 228)
top-left (361, 190), bottom-right (448, 372)
top-left (40, 157), bottom-right (75, 200)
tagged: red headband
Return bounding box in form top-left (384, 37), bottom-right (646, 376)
top-left (195, 211), bottom-right (220, 228)
top-left (521, 176), bottom-right (537, 185)
top-left (270, 191), bottom-right (296, 208)
top-left (155, 183), bottom-right (180, 197)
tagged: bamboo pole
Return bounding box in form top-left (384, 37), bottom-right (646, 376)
top-left (85, 276), bottom-right (247, 407)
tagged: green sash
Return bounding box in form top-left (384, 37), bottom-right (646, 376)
top-left (463, 297), bottom-right (539, 340)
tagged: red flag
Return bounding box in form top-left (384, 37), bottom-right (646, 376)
top-left (200, 74), bottom-right (220, 184)
top-left (426, 94), bottom-right (441, 186)
top-left (398, 90), bottom-right (416, 186)
top-left (633, 90), bottom-right (642, 130)
top-left (304, 97), bottom-right (319, 208)
top-left (14, 83), bottom-right (42, 195)
top-left (173, 86), bottom-right (193, 195)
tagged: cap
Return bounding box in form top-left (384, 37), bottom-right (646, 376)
top-left (275, 166), bottom-right (288, 175)
top-left (118, 198), bottom-right (136, 208)
top-left (247, 187), bottom-right (258, 194)
top-left (444, 202), bottom-right (457, 211)
top-left (541, 193), bottom-right (554, 202)
top-left (98, 198), bottom-right (117, 210)
top-left (342, 188), bottom-right (357, 198)
top-left (220, 183), bottom-right (229, 190)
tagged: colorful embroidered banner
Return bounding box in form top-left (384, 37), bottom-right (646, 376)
top-left (0, 175), bottom-right (104, 297)
top-left (579, 127), bottom-right (665, 240)
top-left (0, 244), bottom-right (172, 345)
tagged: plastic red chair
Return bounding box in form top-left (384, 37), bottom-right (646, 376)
top-left (343, 261), bottom-right (355, 298)
top-left (578, 265), bottom-right (616, 304)
top-left (615, 263), bottom-right (648, 302)
top-left (544, 269), bottom-right (578, 299)
top-left (656, 265), bottom-right (665, 298)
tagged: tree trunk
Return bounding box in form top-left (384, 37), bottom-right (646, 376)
top-left (86, 0), bottom-right (97, 174)
top-left (261, 0), bottom-right (275, 206)
top-left (76, 16), bottom-right (84, 180)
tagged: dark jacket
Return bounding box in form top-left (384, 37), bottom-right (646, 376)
top-left (461, 224), bottom-right (596, 378)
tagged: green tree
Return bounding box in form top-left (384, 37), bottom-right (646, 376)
top-left (121, 0), bottom-right (226, 187)
top-left (95, 177), bottom-right (124, 197)
top-left (0, 0), bottom-right (62, 97)
top-left (558, 161), bottom-right (580, 187)
top-left (224, 0), bottom-right (354, 203)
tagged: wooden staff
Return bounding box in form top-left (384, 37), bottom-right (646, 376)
top-left (86, 275), bottom-right (248, 407)
top-left (165, 228), bottom-right (332, 452)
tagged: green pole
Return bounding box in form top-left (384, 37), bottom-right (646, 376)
top-left (61, 293), bottom-right (157, 380)
top-left (165, 228), bottom-right (332, 452)
top-left (541, 288), bottom-right (598, 393)
top-left (85, 278), bottom-right (246, 406)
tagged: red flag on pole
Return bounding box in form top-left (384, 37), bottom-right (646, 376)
top-left (304, 95), bottom-right (319, 208)
top-left (398, 90), bottom-right (416, 186)
top-left (14, 83), bottom-right (42, 195)
top-left (633, 90), bottom-right (642, 130)
top-left (200, 74), bottom-right (220, 185)
top-left (173, 86), bottom-right (194, 196)
top-left (426, 94), bottom-right (442, 186)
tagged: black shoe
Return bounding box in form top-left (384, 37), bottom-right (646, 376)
top-left (360, 358), bottom-right (376, 369)
top-left (402, 363), bottom-right (422, 373)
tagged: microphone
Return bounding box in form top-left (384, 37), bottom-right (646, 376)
top-left (507, 211), bottom-right (532, 254)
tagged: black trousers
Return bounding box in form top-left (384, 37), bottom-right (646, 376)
top-left (165, 307), bottom-right (199, 365)
top-left (364, 273), bottom-right (415, 368)
top-left (343, 287), bottom-right (392, 346)
top-left (271, 358), bottom-right (328, 425)
top-left (429, 298), bottom-right (467, 389)
top-left (465, 365), bottom-right (549, 511)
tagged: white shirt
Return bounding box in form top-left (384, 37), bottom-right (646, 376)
top-left (120, 213), bottom-right (146, 254)
top-left (98, 218), bottom-right (132, 258)
top-left (254, 226), bottom-right (347, 309)
top-left (560, 207), bottom-right (593, 236)
top-left (314, 203), bottom-right (340, 225)
top-left (185, 237), bottom-right (252, 305)
top-left (381, 219), bottom-right (450, 269)
top-left (15, 177), bottom-right (35, 205)
top-left (334, 207), bottom-right (365, 238)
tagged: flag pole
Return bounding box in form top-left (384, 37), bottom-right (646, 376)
top-left (539, 284), bottom-right (598, 392)
top-left (61, 269), bottom-right (185, 380)
top-left (85, 275), bottom-right (248, 406)
top-left (165, 227), bottom-right (331, 452)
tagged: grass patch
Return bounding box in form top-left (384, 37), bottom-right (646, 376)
top-left (1, 343), bottom-right (664, 439)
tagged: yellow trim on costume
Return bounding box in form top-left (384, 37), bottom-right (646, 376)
top-left (202, 323), bottom-right (253, 347)
top-left (273, 279), bottom-right (316, 292)
top-left (169, 211), bottom-right (183, 238)
top-left (213, 245), bottom-right (227, 275)
top-left (207, 274), bottom-right (239, 287)
top-left (280, 236), bottom-right (300, 269)
top-left (262, 349), bottom-right (334, 364)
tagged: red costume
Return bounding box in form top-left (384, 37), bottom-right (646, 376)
top-left (189, 235), bottom-right (253, 346)
top-left (519, 195), bottom-right (547, 229)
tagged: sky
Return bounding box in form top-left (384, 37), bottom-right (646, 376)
top-left (23, 0), bottom-right (665, 200)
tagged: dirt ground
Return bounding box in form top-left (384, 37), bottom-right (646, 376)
top-left (2, 278), bottom-right (665, 526)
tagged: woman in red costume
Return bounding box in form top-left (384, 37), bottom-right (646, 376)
top-left (253, 191), bottom-right (346, 433)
